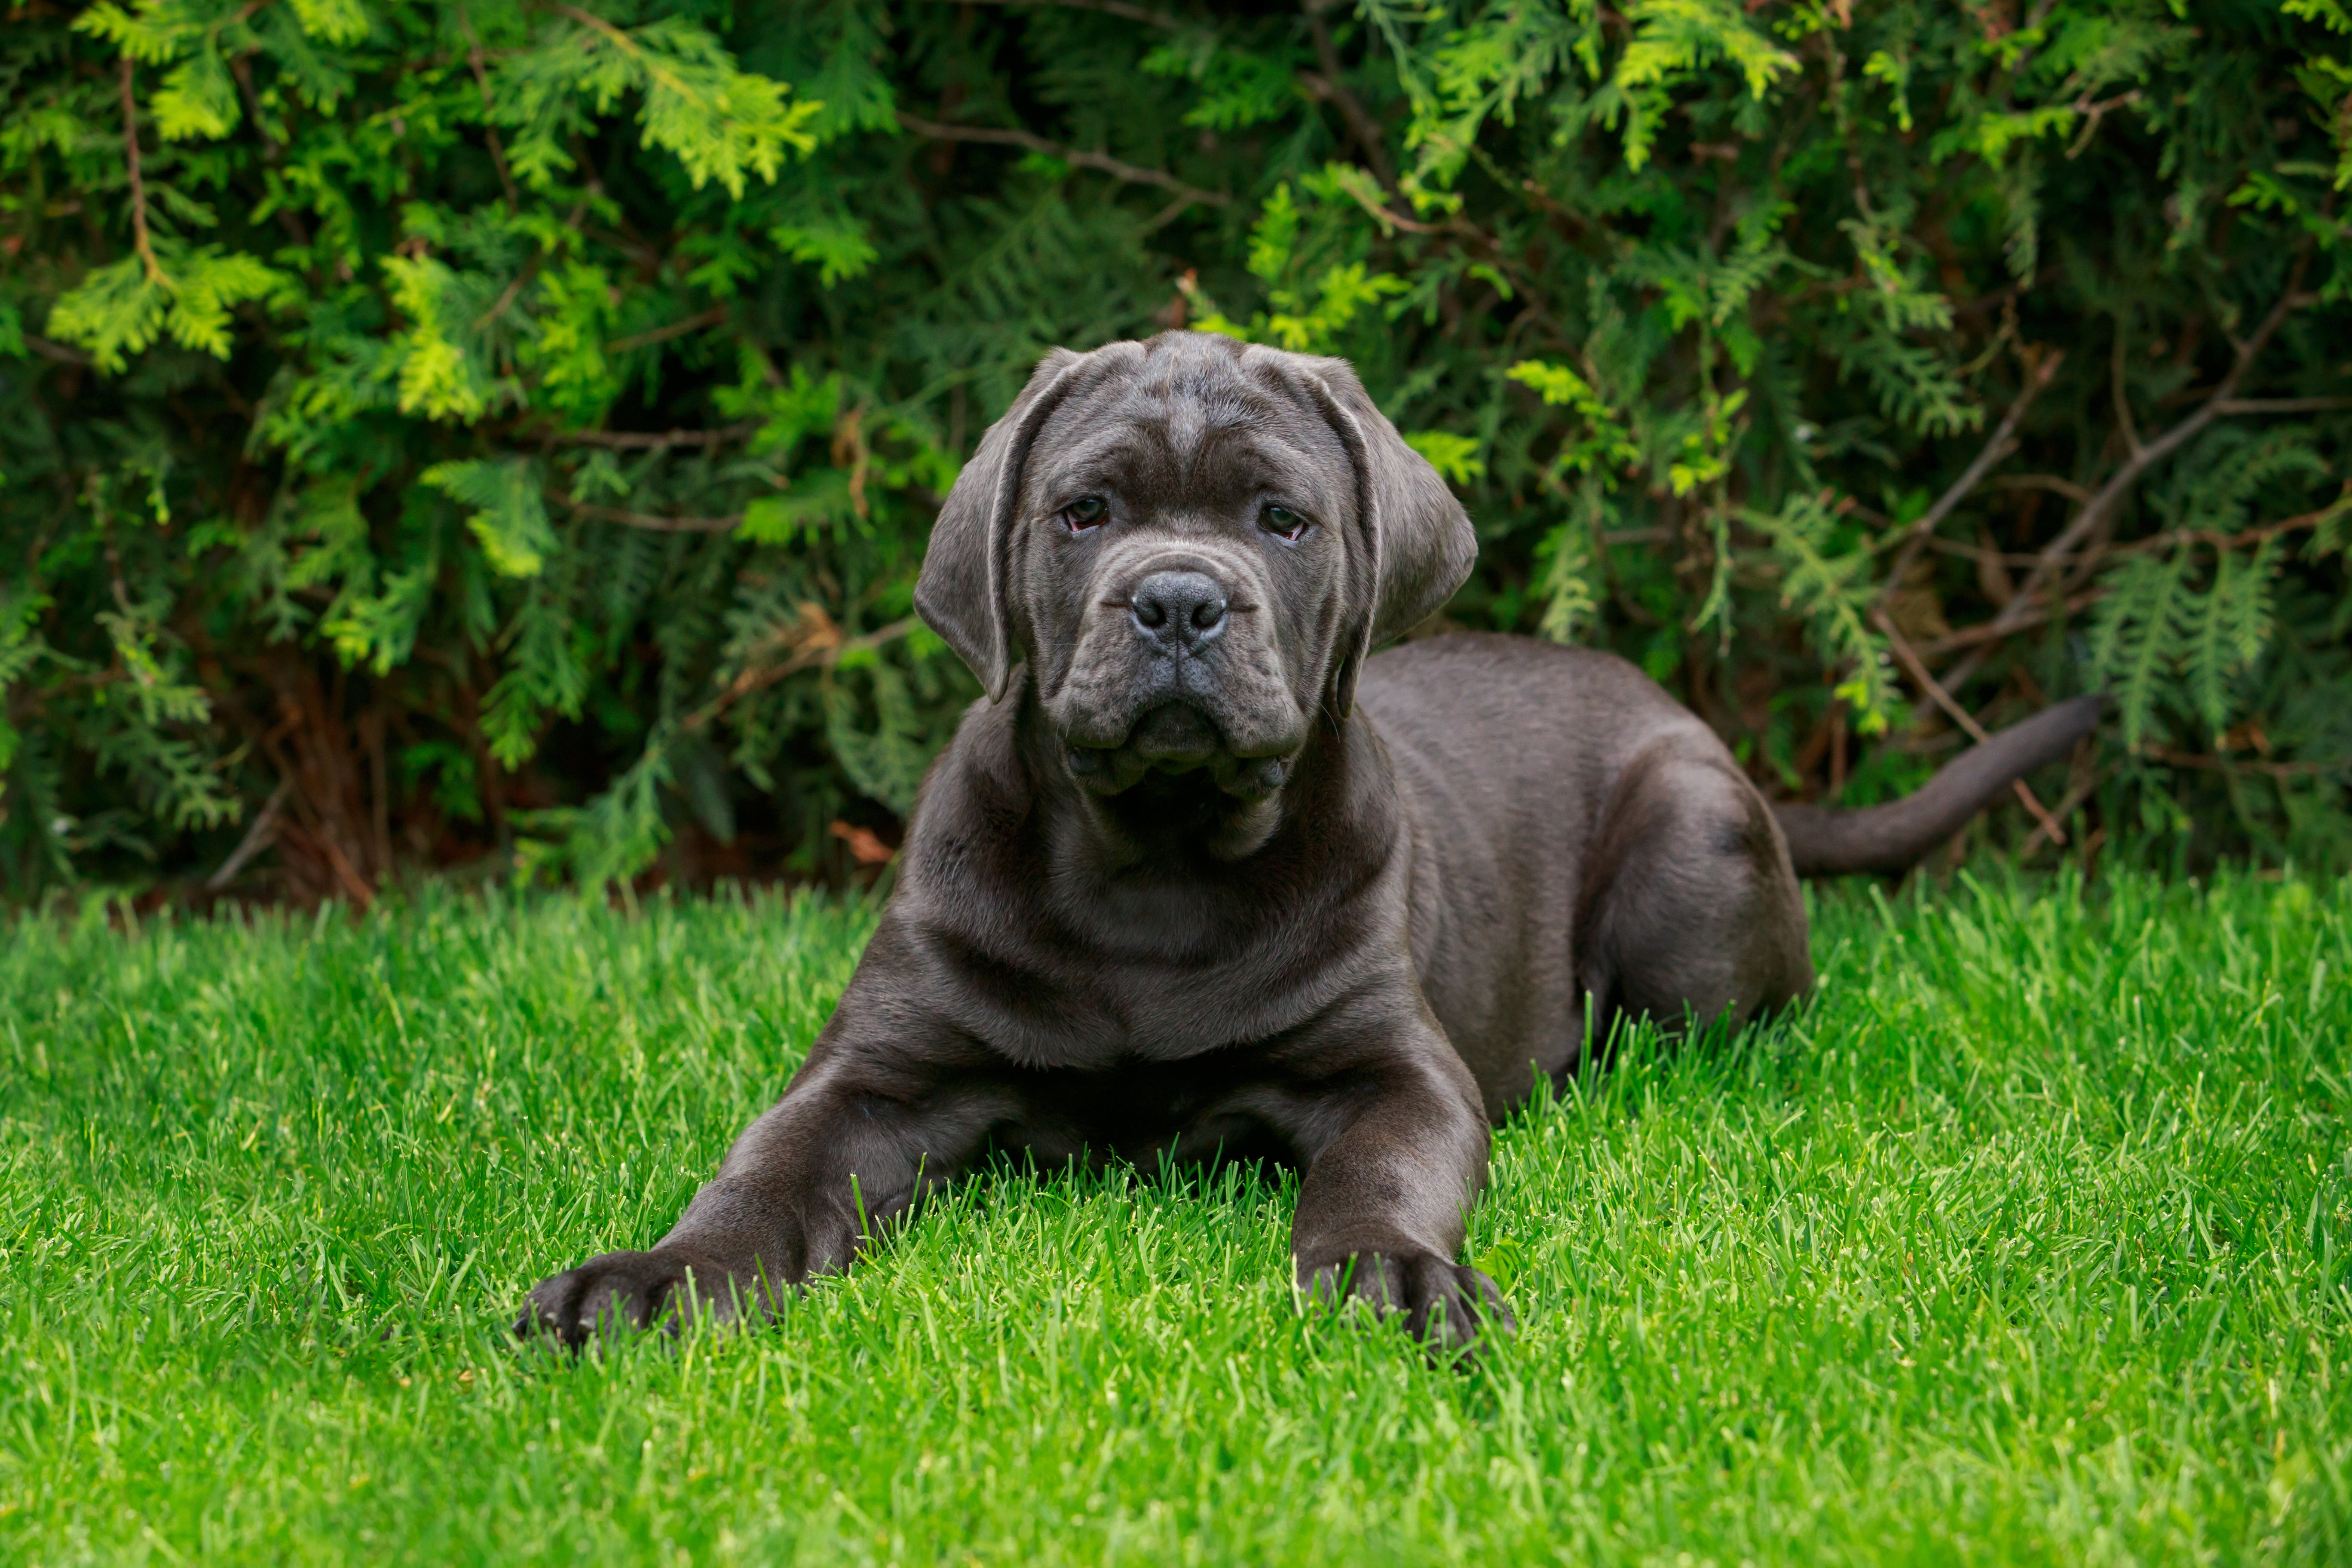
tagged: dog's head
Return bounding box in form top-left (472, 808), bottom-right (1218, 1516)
top-left (915, 333), bottom-right (1474, 832)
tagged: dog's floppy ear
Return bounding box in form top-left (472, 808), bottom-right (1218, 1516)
top-left (1288, 354), bottom-right (1477, 712)
top-left (915, 348), bottom-right (1086, 701)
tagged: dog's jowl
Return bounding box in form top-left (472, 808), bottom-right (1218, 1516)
top-left (520, 333), bottom-right (2101, 1355)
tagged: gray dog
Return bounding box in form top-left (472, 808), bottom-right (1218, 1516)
top-left (521, 331), bottom-right (2100, 1354)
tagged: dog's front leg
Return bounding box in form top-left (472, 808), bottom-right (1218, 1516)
top-left (518, 1048), bottom-right (1004, 1346)
top-left (1282, 992), bottom-right (1512, 1357)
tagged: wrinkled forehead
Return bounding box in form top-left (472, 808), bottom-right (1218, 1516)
top-left (1022, 349), bottom-right (1355, 517)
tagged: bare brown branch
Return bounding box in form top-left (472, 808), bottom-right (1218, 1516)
top-left (205, 778), bottom-right (292, 891)
top-left (1985, 473), bottom-right (2093, 504)
top-left (1873, 349), bottom-right (2064, 612)
top-left (2064, 89), bottom-right (2142, 159)
top-left (119, 58), bottom-right (163, 284)
top-left (550, 423), bottom-right (758, 451)
top-left (2018, 268), bottom-right (2307, 600)
top-left (459, 7), bottom-right (522, 211)
top-left (918, 0), bottom-right (1193, 29)
top-left (606, 305), bottom-right (732, 355)
top-left (1926, 496), bottom-right (2346, 568)
top-left (2019, 750), bottom-right (2101, 856)
top-left (895, 112), bottom-right (1230, 208)
top-left (1872, 608), bottom-right (2066, 842)
top-left (685, 615), bottom-right (920, 733)
top-left (1329, 175), bottom-right (1460, 237)
top-left (2126, 497), bottom-right (2349, 557)
top-left (2214, 396), bottom-right (2352, 414)
top-left (25, 335), bottom-right (94, 367)
top-left (1301, 0), bottom-right (1396, 191)
top-left (554, 494), bottom-right (742, 533)
top-left (1917, 589), bottom-right (2106, 658)
top-left (473, 263), bottom-right (538, 333)
top-left (1942, 260), bottom-right (2316, 689)
top-left (2110, 327), bottom-right (2143, 457)
top-left (2138, 744), bottom-right (2348, 778)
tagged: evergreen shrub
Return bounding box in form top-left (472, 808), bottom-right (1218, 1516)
top-left (3, 0), bottom-right (2348, 897)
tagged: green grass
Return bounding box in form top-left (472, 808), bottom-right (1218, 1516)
top-left (3, 870), bottom-right (2349, 1566)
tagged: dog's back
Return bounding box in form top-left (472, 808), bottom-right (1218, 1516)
top-left (1363, 633), bottom-right (2101, 880)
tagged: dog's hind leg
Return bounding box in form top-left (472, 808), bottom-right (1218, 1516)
top-left (1574, 741), bottom-right (1814, 1057)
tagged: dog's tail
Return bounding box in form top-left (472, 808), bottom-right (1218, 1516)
top-left (1770, 694), bottom-right (2105, 877)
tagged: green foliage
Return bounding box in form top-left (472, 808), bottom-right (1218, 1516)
top-left (423, 457), bottom-right (556, 579)
top-left (46, 245), bottom-right (288, 372)
top-left (495, 6), bottom-right (823, 197)
top-left (3, 0), bottom-right (2348, 898)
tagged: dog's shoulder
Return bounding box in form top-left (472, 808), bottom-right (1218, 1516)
top-left (899, 679), bottom-right (1038, 888)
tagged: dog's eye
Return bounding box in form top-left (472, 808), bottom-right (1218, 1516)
top-left (1062, 496), bottom-right (1108, 531)
top-left (1261, 505), bottom-right (1308, 542)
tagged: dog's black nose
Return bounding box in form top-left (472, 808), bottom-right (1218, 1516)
top-left (1130, 571), bottom-right (1227, 644)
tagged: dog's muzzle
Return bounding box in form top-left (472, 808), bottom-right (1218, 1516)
top-left (1066, 701), bottom-right (1289, 800)
top-left (1051, 555), bottom-right (1305, 802)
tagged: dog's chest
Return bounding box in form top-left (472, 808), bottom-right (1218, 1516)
top-left (929, 923), bottom-right (1381, 1071)
top-left (986, 1053), bottom-right (1306, 1170)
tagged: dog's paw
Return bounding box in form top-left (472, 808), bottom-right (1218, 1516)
top-left (514, 1249), bottom-right (729, 1348)
top-left (1299, 1250), bottom-right (1515, 1360)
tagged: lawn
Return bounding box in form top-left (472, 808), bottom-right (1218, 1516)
top-left (3, 869), bottom-right (2348, 1565)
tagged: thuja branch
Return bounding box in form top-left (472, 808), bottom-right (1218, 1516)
top-left (548, 3), bottom-right (695, 103)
